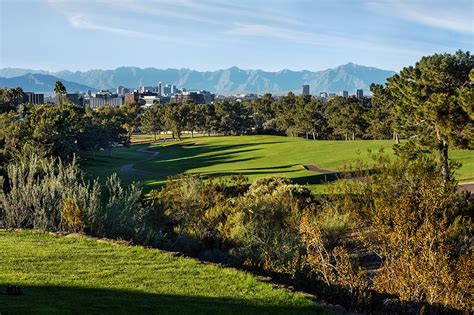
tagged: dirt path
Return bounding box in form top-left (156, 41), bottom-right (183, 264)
top-left (120, 147), bottom-right (160, 177)
top-left (302, 164), bottom-right (474, 193)
top-left (459, 183), bottom-right (474, 193)
top-left (301, 164), bottom-right (336, 175)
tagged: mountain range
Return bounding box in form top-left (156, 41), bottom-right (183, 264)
top-left (0, 73), bottom-right (97, 93)
top-left (0, 63), bottom-right (396, 94)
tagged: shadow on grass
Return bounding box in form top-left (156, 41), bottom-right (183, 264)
top-left (137, 142), bottom-right (284, 178)
top-left (0, 285), bottom-right (326, 314)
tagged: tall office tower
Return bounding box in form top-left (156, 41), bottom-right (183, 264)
top-left (339, 90), bottom-right (349, 97)
top-left (302, 84), bottom-right (310, 96)
top-left (157, 82), bottom-right (162, 96)
top-left (117, 86), bottom-right (125, 95)
top-left (356, 89), bottom-right (364, 98)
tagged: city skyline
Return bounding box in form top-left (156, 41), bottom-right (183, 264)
top-left (1, 0), bottom-right (472, 72)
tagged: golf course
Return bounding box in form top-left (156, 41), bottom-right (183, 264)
top-left (80, 135), bottom-right (474, 191)
top-left (0, 230), bottom-right (326, 314)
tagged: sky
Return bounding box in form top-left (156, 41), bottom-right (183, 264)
top-left (0, 0), bottom-right (473, 72)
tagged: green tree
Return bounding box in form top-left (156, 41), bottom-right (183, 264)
top-left (368, 83), bottom-right (396, 141)
top-left (274, 92), bottom-right (298, 136)
top-left (0, 87), bottom-right (25, 113)
top-left (250, 93), bottom-right (275, 133)
top-left (215, 100), bottom-right (252, 135)
top-left (163, 103), bottom-right (188, 140)
top-left (121, 102), bottom-right (142, 143)
top-left (196, 103), bottom-right (218, 136)
top-left (141, 105), bottom-right (162, 142)
top-left (388, 50), bottom-right (474, 181)
top-left (326, 96), bottom-right (369, 140)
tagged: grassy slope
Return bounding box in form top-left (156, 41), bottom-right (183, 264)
top-left (80, 135), bottom-right (474, 191)
top-left (0, 231), bottom-right (325, 314)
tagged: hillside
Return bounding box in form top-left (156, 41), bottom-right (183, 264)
top-left (0, 63), bottom-right (395, 94)
top-left (0, 73), bottom-right (97, 93)
top-left (0, 230), bottom-right (325, 314)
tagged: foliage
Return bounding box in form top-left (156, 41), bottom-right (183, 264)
top-left (0, 87), bottom-right (25, 113)
top-left (2, 155), bottom-right (100, 231)
top-left (140, 104), bottom-right (162, 141)
top-left (61, 199), bottom-right (84, 233)
top-left (152, 174), bottom-right (228, 249)
top-left (316, 153), bottom-right (474, 312)
top-left (388, 50), bottom-right (474, 181)
top-left (227, 177), bottom-right (312, 273)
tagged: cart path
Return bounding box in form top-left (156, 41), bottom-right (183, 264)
top-left (302, 164), bottom-right (474, 193)
top-left (459, 183), bottom-right (474, 193)
top-left (301, 164), bottom-right (337, 175)
top-left (120, 147), bottom-right (160, 177)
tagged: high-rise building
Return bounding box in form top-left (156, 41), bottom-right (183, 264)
top-left (356, 89), bottom-right (364, 98)
top-left (157, 82), bottom-right (162, 96)
top-left (319, 92), bottom-right (329, 99)
top-left (173, 90), bottom-right (213, 104)
top-left (125, 92), bottom-right (139, 105)
top-left (117, 86), bottom-right (125, 95)
top-left (89, 92), bottom-right (124, 109)
top-left (302, 85), bottom-right (310, 96)
top-left (339, 90), bottom-right (349, 97)
top-left (162, 84), bottom-right (172, 96)
top-left (22, 92), bottom-right (44, 104)
top-left (55, 93), bottom-right (83, 106)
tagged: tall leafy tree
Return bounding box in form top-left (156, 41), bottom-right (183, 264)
top-left (141, 105), bottom-right (162, 142)
top-left (163, 103), bottom-right (188, 140)
top-left (368, 83), bottom-right (396, 141)
top-left (388, 50), bottom-right (474, 181)
top-left (326, 96), bottom-right (369, 140)
top-left (274, 92), bottom-right (298, 136)
top-left (216, 100), bottom-right (252, 135)
top-left (250, 93), bottom-right (275, 133)
top-left (121, 102), bottom-right (142, 143)
top-left (302, 97), bottom-right (327, 140)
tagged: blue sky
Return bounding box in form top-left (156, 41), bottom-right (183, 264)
top-left (1, 0), bottom-right (472, 72)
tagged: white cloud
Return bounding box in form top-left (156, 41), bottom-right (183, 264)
top-left (226, 23), bottom-right (429, 57)
top-left (367, 1), bottom-right (473, 34)
top-left (68, 14), bottom-right (189, 43)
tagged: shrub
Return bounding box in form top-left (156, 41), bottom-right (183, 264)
top-left (153, 174), bottom-right (229, 250)
top-left (320, 154), bottom-right (474, 312)
top-left (61, 199), bottom-right (84, 233)
top-left (1, 155), bottom-right (99, 231)
top-left (226, 177), bottom-right (312, 274)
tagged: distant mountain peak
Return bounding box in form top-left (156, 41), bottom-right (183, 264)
top-left (0, 73), bottom-right (97, 93)
top-left (0, 64), bottom-right (396, 94)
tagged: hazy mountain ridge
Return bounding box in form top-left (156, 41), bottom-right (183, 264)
top-left (0, 63), bottom-right (395, 94)
top-left (0, 73), bottom-right (97, 93)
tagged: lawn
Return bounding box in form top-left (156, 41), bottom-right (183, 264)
top-left (79, 135), bottom-right (474, 192)
top-left (0, 230), bottom-right (326, 314)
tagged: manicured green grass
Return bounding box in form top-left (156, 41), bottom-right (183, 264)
top-left (0, 230), bottom-right (326, 314)
top-left (79, 135), bottom-right (474, 192)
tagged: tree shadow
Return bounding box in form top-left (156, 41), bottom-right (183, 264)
top-left (138, 142), bottom-right (279, 179)
top-left (0, 285), bottom-right (326, 314)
